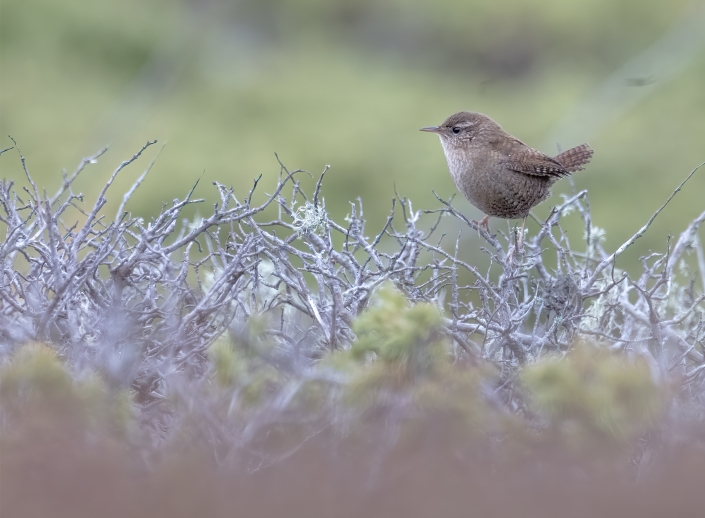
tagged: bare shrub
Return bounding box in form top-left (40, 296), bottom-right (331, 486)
top-left (1, 141), bottom-right (705, 516)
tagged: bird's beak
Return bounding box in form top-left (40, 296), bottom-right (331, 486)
top-left (419, 126), bottom-right (440, 133)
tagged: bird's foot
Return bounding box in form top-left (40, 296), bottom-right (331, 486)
top-left (472, 215), bottom-right (491, 233)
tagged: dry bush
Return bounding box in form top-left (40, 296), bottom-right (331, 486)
top-left (1, 142), bottom-right (705, 517)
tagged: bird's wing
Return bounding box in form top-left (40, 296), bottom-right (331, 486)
top-left (503, 146), bottom-right (570, 178)
top-left (488, 133), bottom-right (570, 179)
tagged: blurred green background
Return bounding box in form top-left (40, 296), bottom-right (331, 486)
top-left (1, 0), bottom-right (704, 263)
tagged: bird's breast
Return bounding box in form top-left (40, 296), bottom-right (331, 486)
top-left (440, 141), bottom-right (476, 187)
top-left (441, 145), bottom-right (484, 196)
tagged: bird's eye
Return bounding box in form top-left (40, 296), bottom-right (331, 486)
top-left (452, 127), bottom-right (461, 134)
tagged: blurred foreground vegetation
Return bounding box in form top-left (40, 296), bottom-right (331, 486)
top-left (1, 291), bottom-right (703, 517)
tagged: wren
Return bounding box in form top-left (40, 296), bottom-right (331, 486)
top-left (421, 111), bottom-right (593, 241)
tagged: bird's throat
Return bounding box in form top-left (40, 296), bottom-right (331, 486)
top-left (440, 139), bottom-right (475, 188)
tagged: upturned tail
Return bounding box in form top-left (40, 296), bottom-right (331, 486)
top-left (554, 144), bottom-right (594, 172)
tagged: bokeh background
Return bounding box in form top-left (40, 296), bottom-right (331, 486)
top-left (1, 0), bottom-right (704, 264)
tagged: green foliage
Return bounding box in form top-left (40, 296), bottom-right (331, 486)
top-left (0, 298), bottom-right (681, 470)
top-left (209, 338), bottom-right (249, 388)
top-left (521, 343), bottom-right (665, 448)
top-left (335, 286), bottom-right (498, 437)
top-left (0, 343), bottom-right (132, 436)
top-left (0, 343), bottom-right (73, 408)
top-left (208, 316), bottom-right (281, 406)
top-left (351, 284), bottom-right (446, 375)
top-left (319, 288), bottom-right (673, 446)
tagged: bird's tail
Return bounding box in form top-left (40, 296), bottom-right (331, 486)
top-left (554, 144), bottom-right (594, 172)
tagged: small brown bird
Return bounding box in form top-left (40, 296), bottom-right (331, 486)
top-left (421, 111), bottom-right (593, 242)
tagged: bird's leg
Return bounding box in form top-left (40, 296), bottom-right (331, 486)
top-left (517, 217), bottom-right (527, 249)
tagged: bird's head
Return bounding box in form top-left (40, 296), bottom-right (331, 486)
top-left (420, 111), bottom-right (500, 150)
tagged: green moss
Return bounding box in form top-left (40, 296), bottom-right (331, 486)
top-left (207, 317), bottom-right (282, 406)
top-left (351, 284), bottom-right (446, 375)
top-left (0, 343), bottom-right (73, 407)
top-left (326, 285), bottom-right (498, 439)
top-left (0, 343), bottom-right (133, 437)
top-left (521, 343), bottom-right (665, 448)
top-left (209, 338), bottom-right (248, 388)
